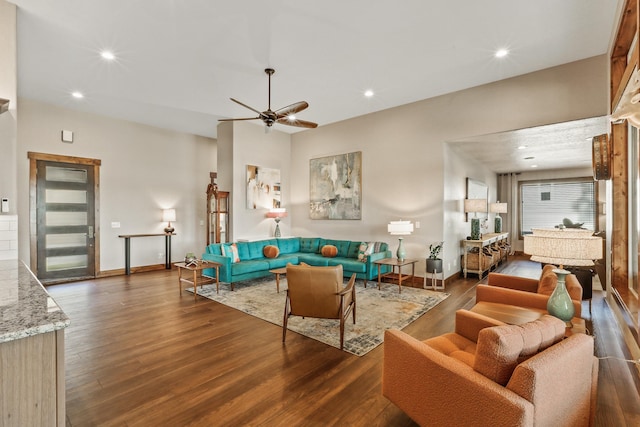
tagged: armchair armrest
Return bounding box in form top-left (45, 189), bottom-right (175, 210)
top-left (454, 309), bottom-right (506, 343)
top-left (383, 329), bottom-right (533, 426)
top-left (476, 284), bottom-right (582, 318)
top-left (487, 272), bottom-right (539, 293)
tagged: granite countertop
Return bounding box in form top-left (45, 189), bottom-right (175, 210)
top-left (0, 259), bottom-right (70, 344)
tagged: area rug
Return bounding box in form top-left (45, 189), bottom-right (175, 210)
top-left (186, 278), bottom-right (448, 356)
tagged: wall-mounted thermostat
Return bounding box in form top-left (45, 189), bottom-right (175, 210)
top-left (1, 198), bottom-right (8, 213)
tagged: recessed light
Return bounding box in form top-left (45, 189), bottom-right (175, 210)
top-left (517, 145), bottom-right (527, 150)
top-left (100, 50), bottom-right (115, 61)
top-left (531, 165), bottom-right (538, 168)
top-left (71, 91), bottom-right (84, 99)
top-left (364, 90), bottom-right (374, 98)
top-left (495, 49), bottom-right (509, 58)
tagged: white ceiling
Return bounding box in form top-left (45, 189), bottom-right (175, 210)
top-left (10, 0), bottom-right (619, 171)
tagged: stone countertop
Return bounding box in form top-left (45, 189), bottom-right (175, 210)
top-left (0, 259), bottom-right (70, 344)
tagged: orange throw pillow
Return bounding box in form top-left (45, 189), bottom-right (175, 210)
top-left (263, 245), bottom-right (280, 259)
top-left (321, 245), bottom-right (338, 257)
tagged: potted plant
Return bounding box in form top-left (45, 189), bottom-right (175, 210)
top-left (426, 241), bottom-right (444, 274)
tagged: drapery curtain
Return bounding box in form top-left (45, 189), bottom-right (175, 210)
top-left (497, 173), bottom-right (518, 253)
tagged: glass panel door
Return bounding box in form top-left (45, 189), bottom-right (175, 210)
top-left (36, 161), bottom-right (96, 281)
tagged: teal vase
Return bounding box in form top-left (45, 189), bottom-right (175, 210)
top-left (396, 238), bottom-right (406, 261)
top-left (470, 218), bottom-right (480, 240)
top-left (547, 269), bottom-right (575, 323)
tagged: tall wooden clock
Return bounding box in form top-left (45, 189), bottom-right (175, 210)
top-left (206, 173), bottom-right (230, 245)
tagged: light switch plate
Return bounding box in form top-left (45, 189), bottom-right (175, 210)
top-left (61, 130), bottom-right (74, 143)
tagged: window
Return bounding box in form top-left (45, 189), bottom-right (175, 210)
top-left (520, 178), bottom-right (595, 236)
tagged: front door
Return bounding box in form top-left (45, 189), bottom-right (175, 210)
top-left (29, 152), bottom-right (100, 283)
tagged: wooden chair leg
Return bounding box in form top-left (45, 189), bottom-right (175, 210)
top-left (282, 296), bottom-right (289, 343)
top-left (340, 317), bottom-right (344, 350)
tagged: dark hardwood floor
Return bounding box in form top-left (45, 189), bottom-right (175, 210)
top-left (47, 257), bottom-right (640, 426)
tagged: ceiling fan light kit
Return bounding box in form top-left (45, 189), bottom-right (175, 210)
top-left (220, 68), bottom-right (318, 130)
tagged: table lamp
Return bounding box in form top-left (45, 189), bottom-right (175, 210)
top-left (524, 228), bottom-right (602, 324)
top-left (162, 209), bottom-right (176, 233)
top-left (266, 208), bottom-right (287, 237)
top-left (388, 220), bottom-right (414, 261)
top-left (489, 202), bottom-right (508, 233)
top-left (464, 198), bottom-right (487, 240)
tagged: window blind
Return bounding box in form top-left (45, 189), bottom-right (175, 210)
top-left (520, 179), bottom-right (595, 235)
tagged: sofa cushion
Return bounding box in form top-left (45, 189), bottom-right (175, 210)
top-left (248, 239), bottom-right (276, 259)
top-left (474, 324), bottom-right (524, 386)
top-left (328, 258), bottom-right (367, 273)
top-left (321, 245), bottom-right (338, 257)
top-left (347, 241), bottom-right (363, 259)
top-left (206, 244), bottom-right (223, 256)
top-left (263, 245), bottom-right (279, 258)
top-left (235, 242), bottom-right (251, 260)
top-left (299, 237), bottom-right (321, 253)
top-left (230, 259), bottom-right (270, 275)
top-left (425, 333), bottom-right (477, 368)
top-left (474, 315), bottom-right (566, 386)
top-left (277, 237), bottom-right (301, 254)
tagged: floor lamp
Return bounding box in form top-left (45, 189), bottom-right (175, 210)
top-left (524, 228), bottom-right (602, 324)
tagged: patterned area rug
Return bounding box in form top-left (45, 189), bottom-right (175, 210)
top-left (187, 277), bottom-right (448, 356)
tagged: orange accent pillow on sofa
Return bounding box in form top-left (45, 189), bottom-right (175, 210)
top-left (321, 245), bottom-right (338, 257)
top-left (263, 245), bottom-right (280, 259)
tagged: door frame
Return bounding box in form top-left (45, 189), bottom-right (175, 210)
top-left (28, 152), bottom-right (101, 279)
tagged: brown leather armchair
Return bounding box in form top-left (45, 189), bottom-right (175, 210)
top-left (283, 263), bottom-right (356, 349)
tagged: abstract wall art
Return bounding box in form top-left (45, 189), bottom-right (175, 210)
top-left (246, 165), bottom-right (281, 209)
top-left (309, 151), bottom-right (362, 220)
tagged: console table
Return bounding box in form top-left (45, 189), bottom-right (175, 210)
top-left (118, 233), bottom-right (175, 275)
top-left (462, 232), bottom-right (509, 278)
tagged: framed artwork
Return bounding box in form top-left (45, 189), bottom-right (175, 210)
top-left (466, 177), bottom-right (488, 221)
top-left (246, 165), bottom-right (281, 209)
top-left (309, 151), bottom-right (362, 220)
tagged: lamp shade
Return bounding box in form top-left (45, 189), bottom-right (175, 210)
top-left (464, 198), bottom-right (487, 213)
top-left (388, 220), bottom-right (414, 235)
top-left (162, 209), bottom-right (176, 222)
top-left (489, 202), bottom-right (508, 214)
top-left (523, 228), bottom-right (603, 266)
top-left (266, 208), bottom-right (287, 219)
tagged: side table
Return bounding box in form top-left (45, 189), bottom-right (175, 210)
top-left (373, 258), bottom-right (418, 293)
top-left (175, 261), bottom-right (220, 302)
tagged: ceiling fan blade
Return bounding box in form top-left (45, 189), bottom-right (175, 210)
top-left (274, 101), bottom-right (309, 117)
top-left (218, 117), bottom-right (260, 122)
top-left (276, 117), bottom-right (318, 129)
top-left (230, 98), bottom-right (264, 116)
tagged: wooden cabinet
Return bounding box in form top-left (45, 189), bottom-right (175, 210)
top-left (206, 173), bottom-right (229, 245)
top-left (462, 233), bottom-right (509, 278)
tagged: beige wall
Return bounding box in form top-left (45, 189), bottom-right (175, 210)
top-left (216, 121), bottom-right (292, 241)
top-left (290, 55), bottom-right (608, 278)
top-left (0, 1), bottom-right (17, 215)
top-left (17, 98), bottom-right (217, 271)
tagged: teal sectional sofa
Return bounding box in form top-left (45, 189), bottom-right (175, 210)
top-left (201, 237), bottom-right (391, 287)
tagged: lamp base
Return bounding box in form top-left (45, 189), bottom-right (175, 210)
top-left (470, 218), bottom-right (480, 240)
top-left (164, 226), bottom-right (174, 233)
top-left (396, 238), bottom-right (406, 262)
top-left (494, 215), bottom-right (502, 233)
top-left (274, 218), bottom-right (281, 238)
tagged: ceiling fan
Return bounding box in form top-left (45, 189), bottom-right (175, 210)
top-left (219, 68), bottom-right (318, 130)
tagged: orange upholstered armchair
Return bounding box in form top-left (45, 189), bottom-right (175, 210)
top-left (478, 264), bottom-right (583, 317)
top-left (283, 263), bottom-right (356, 349)
top-left (382, 310), bottom-right (598, 426)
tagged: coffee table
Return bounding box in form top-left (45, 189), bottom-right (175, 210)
top-left (175, 261), bottom-right (220, 301)
top-left (269, 267), bottom-right (287, 293)
top-left (373, 258), bottom-right (418, 293)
